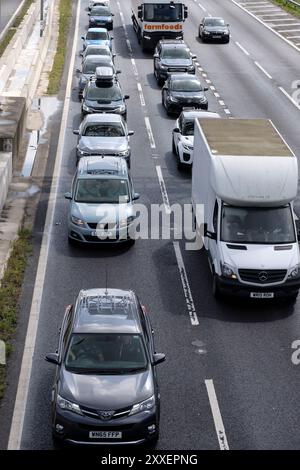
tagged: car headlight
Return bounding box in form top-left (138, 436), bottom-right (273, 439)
top-left (221, 263), bottom-right (237, 279)
top-left (182, 143), bottom-right (193, 151)
top-left (129, 395), bottom-right (155, 416)
top-left (90, 17), bottom-right (95, 21)
top-left (57, 395), bottom-right (83, 415)
top-left (188, 65), bottom-right (195, 71)
top-left (159, 64), bottom-right (168, 70)
top-left (119, 149), bottom-right (130, 157)
top-left (119, 215), bottom-right (135, 228)
top-left (288, 265), bottom-right (300, 279)
top-left (71, 215), bottom-right (85, 227)
top-left (77, 148), bottom-right (89, 156)
top-left (203, 30), bottom-right (210, 35)
top-left (169, 96), bottom-right (178, 103)
top-left (82, 103), bottom-right (90, 111)
top-left (116, 104), bottom-right (126, 113)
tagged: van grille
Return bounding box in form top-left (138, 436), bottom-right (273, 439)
top-left (238, 269), bottom-right (287, 284)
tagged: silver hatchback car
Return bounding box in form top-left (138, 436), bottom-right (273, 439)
top-left (73, 114), bottom-right (134, 166)
top-left (65, 157), bottom-right (140, 245)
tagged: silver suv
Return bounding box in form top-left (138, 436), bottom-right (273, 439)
top-left (65, 157), bottom-right (139, 245)
top-left (73, 114), bottom-right (134, 166)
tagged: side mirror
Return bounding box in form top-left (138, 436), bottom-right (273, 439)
top-left (73, 129), bottom-right (79, 135)
top-left (111, 13), bottom-right (115, 16)
top-left (204, 86), bottom-right (208, 91)
top-left (80, 52), bottom-right (83, 57)
top-left (192, 54), bottom-right (197, 59)
top-left (124, 95), bottom-right (130, 100)
top-left (110, 36), bottom-right (114, 40)
top-left (296, 220), bottom-right (300, 239)
top-left (173, 127), bottom-right (180, 133)
top-left (45, 353), bottom-right (60, 365)
top-left (200, 23), bottom-right (203, 26)
top-left (153, 53), bottom-right (159, 59)
top-left (204, 223), bottom-right (217, 240)
top-left (227, 23), bottom-right (230, 27)
top-left (133, 192), bottom-right (140, 201)
top-left (64, 192), bottom-right (72, 200)
top-left (81, 36), bottom-right (85, 40)
top-left (113, 53), bottom-right (116, 58)
top-left (128, 130), bottom-right (134, 136)
top-left (138, 11), bottom-right (142, 19)
top-left (152, 353), bottom-right (166, 366)
top-left (88, 12), bottom-right (90, 15)
top-left (184, 6), bottom-right (188, 19)
top-left (76, 68), bottom-right (81, 73)
top-left (116, 69), bottom-right (122, 74)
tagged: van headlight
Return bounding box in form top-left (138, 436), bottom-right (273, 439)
top-left (129, 395), bottom-right (155, 415)
top-left (57, 395), bottom-right (83, 415)
top-left (221, 263), bottom-right (237, 279)
top-left (288, 265), bottom-right (300, 279)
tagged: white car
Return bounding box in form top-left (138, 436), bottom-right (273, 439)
top-left (89, 0), bottom-right (110, 10)
top-left (172, 109), bottom-right (220, 169)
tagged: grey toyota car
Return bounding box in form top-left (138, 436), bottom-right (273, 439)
top-left (45, 288), bottom-right (166, 447)
top-left (73, 114), bottom-right (134, 166)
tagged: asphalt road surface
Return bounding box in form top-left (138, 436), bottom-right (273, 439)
top-left (0, 0), bottom-right (24, 34)
top-left (3, 0), bottom-right (300, 450)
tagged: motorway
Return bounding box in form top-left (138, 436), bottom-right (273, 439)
top-left (3, 0), bottom-right (300, 450)
top-left (0, 0), bottom-right (24, 34)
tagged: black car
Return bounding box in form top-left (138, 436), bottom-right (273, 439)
top-left (45, 288), bottom-right (166, 447)
top-left (81, 75), bottom-right (129, 120)
top-left (153, 39), bottom-right (196, 86)
top-left (88, 6), bottom-right (114, 30)
top-left (198, 17), bottom-right (230, 43)
top-left (162, 74), bottom-right (208, 115)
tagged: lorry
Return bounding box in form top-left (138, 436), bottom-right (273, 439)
top-left (131, 0), bottom-right (188, 50)
top-left (191, 118), bottom-right (300, 300)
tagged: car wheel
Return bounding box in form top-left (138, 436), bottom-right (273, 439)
top-left (202, 36), bottom-right (206, 43)
top-left (52, 434), bottom-right (65, 450)
top-left (177, 156), bottom-right (184, 170)
top-left (68, 236), bottom-right (77, 246)
top-left (212, 272), bottom-right (221, 299)
top-left (172, 136), bottom-right (177, 155)
top-left (127, 238), bottom-right (136, 247)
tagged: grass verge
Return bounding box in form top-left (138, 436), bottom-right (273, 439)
top-left (0, 0), bottom-right (34, 58)
top-left (0, 229), bottom-right (32, 400)
top-left (47, 0), bottom-right (72, 94)
top-left (271, 0), bottom-right (300, 18)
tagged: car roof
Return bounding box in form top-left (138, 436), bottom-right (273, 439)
top-left (88, 27), bottom-right (108, 32)
top-left (159, 39), bottom-right (186, 45)
top-left (83, 113), bottom-right (123, 124)
top-left (181, 110), bottom-right (221, 120)
top-left (73, 289), bottom-right (142, 334)
top-left (83, 54), bottom-right (110, 63)
top-left (77, 156), bottom-right (128, 178)
top-left (85, 44), bottom-right (111, 51)
top-left (170, 74), bottom-right (199, 81)
top-left (204, 16), bottom-right (224, 21)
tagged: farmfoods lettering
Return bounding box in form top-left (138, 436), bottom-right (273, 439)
top-left (144, 23), bottom-right (183, 31)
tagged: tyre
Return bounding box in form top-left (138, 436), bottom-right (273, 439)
top-left (52, 434), bottom-right (65, 450)
top-left (127, 238), bottom-right (136, 247)
top-left (172, 136), bottom-right (177, 155)
top-left (177, 158), bottom-right (184, 170)
top-left (212, 272), bottom-right (221, 299)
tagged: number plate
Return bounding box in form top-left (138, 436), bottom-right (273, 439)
top-left (89, 431), bottom-right (122, 439)
top-left (213, 35), bottom-right (221, 38)
top-left (91, 231), bottom-right (113, 237)
top-left (250, 292), bottom-right (274, 299)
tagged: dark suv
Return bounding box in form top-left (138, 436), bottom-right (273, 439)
top-left (45, 288), bottom-right (166, 447)
top-left (153, 40), bottom-right (196, 86)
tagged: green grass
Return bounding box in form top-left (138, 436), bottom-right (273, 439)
top-left (47, 0), bottom-right (72, 94)
top-left (0, 229), bottom-right (32, 400)
top-left (271, 0), bottom-right (300, 18)
top-left (0, 0), bottom-right (34, 58)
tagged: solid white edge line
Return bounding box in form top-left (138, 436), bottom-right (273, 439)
top-left (230, 0), bottom-right (300, 53)
top-left (7, 0), bottom-right (82, 451)
top-left (145, 117), bottom-right (156, 148)
top-left (279, 87), bottom-right (300, 111)
top-left (173, 242), bottom-right (199, 326)
top-left (254, 61), bottom-right (272, 79)
top-left (205, 379), bottom-right (229, 450)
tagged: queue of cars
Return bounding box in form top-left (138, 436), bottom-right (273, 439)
top-left (46, 4), bottom-right (232, 448)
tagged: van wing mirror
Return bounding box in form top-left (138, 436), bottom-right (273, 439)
top-left (204, 223), bottom-right (217, 240)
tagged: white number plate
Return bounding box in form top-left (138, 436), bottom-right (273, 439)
top-left (91, 231), bottom-right (113, 237)
top-left (213, 35), bottom-right (221, 38)
top-left (89, 431), bottom-right (122, 439)
top-left (250, 292), bottom-right (274, 299)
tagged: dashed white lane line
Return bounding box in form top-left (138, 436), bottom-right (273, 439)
top-left (210, 85), bottom-right (216, 91)
top-left (173, 242), bottom-right (199, 326)
top-left (156, 165), bottom-right (171, 215)
top-left (131, 57), bottom-right (138, 76)
top-left (235, 41), bottom-right (250, 55)
top-left (214, 92), bottom-right (220, 98)
top-left (279, 87), bottom-right (300, 111)
top-left (205, 379), bottom-right (229, 450)
top-left (145, 117), bottom-right (156, 148)
top-left (224, 109), bottom-right (231, 115)
top-left (7, 0), bottom-right (82, 451)
top-left (126, 39), bottom-right (132, 53)
top-left (219, 100), bottom-right (225, 106)
top-left (137, 82), bottom-right (145, 106)
top-left (198, 2), bottom-right (207, 12)
top-left (254, 61), bottom-right (272, 79)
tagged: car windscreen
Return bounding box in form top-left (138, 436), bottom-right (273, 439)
top-left (205, 18), bottom-right (225, 26)
top-left (86, 31), bottom-right (108, 40)
top-left (91, 6), bottom-right (111, 15)
top-left (161, 47), bottom-right (190, 60)
top-left (182, 120), bottom-right (195, 135)
top-left (172, 79), bottom-right (202, 92)
top-left (85, 47), bottom-right (111, 56)
top-left (65, 333), bottom-right (148, 373)
top-left (86, 83), bottom-right (122, 101)
top-left (144, 3), bottom-right (182, 22)
top-left (75, 178), bottom-right (129, 203)
top-left (83, 123), bottom-right (125, 137)
top-left (221, 205), bottom-right (296, 244)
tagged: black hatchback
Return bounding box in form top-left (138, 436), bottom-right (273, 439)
top-left (162, 74), bottom-right (208, 115)
top-left (45, 288), bottom-right (166, 447)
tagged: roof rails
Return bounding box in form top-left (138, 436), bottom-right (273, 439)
top-left (83, 293), bottom-right (132, 315)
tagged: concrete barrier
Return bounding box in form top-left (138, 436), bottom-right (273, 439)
top-left (0, 152), bottom-right (12, 212)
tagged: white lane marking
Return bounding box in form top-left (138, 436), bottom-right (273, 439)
top-left (198, 3), bottom-right (207, 12)
top-left (126, 39), bottom-right (133, 53)
top-left (205, 379), bottom-right (229, 450)
top-left (231, 0), bottom-right (300, 53)
top-left (173, 242), bottom-right (199, 326)
top-left (205, 79), bottom-right (212, 84)
top-left (250, 8), bottom-right (281, 13)
top-left (254, 61), bottom-right (272, 79)
top-left (137, 82), bottom-right (145, 106)
top-left (214, 92), bottom-right (220, 98)
top-left (195, 61), bottom-right (200, 66)
top-left (202, 73), bottom-right (207, 77)
top-left (276, 23), bottom-right (300, 28)
top-left (279, 87), bottom-right (300, 111)
top-left (156, 165), bottom-right (171, 215)
top-left (7, 0), bottom-right (82, 451)
top-left (264, 18), bottom-right (297, 22)
top-left (286, 35), bottom-right (300, 38)
top-left (235, 41), bottom-right (250, 55)
top-left (198, 67), bottom-right (203, 72)
top-left (145, 117), bottom-right (156, 148)
top-left (131, 57), bottom-right (138, 76)
top-left (219, 100), bottom-right (225, 106)
top-left (278, 28), bottom-right (300, 33)
top-left (210, 85), bottom-right (216, 91)
top-left (224, 109), bottom-right (231, 114)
